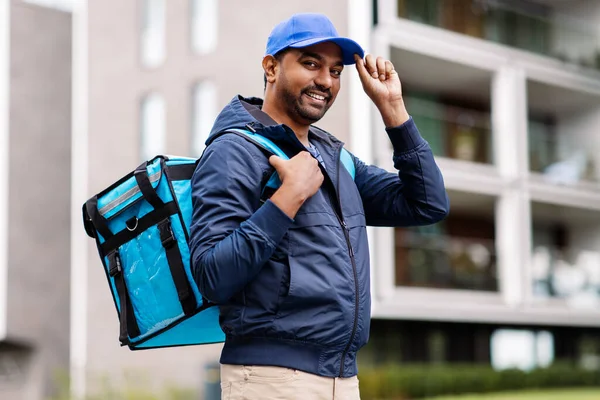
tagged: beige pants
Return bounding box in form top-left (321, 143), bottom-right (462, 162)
top-left (220, 364), bottom-right (361, 400)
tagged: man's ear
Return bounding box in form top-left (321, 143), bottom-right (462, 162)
top-left (262, 55), bottom-right (278, 86)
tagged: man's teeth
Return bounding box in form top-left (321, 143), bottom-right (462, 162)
top-left (307, 92), bottom-right (326, 101)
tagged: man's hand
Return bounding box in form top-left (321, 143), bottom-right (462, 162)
top-left (354, 54), bottom-right (410, 128)
top-left (268, 152), bottom-right (324, 218)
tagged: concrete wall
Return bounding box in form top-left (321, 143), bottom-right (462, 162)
top-left (85, 0), bottom-right (353, 396)
top-left (4, 1), bottom-right (72, 399)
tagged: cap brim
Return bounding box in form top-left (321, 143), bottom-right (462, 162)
top-left (288, 37), bottom-right (364, 65)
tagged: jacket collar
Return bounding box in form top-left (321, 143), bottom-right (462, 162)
top-left (208, 95), bottom-right (341, 151)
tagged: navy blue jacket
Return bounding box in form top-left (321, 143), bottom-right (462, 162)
top-left (189, 95), bottom-right (449, 378)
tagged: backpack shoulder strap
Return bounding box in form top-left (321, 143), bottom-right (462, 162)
top-left (225, 128), bottom-right (355, 186)
top-left (340, 148), bottom-right (355, 181)
top-left (226, 128), bottom-right (287, 190)
top-left (227, 128), bottom-right (289, 161)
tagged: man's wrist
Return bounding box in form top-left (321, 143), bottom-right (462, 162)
top-left (269, 184), bottom-right (305, 219)
top-left (378, 99), bottom-right (410, 128)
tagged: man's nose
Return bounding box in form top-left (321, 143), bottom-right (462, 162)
top-left (314, 68), bottom-right (333, 90)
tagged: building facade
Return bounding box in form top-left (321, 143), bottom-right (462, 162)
top-left (366, 0), bottom-right (600, 371)
top-left (0, 1), bottom-right (72, 399)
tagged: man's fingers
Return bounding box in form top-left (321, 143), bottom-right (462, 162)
top-left (354, 54), bottom-right (370, 83)
top-left (385, 60), bottom-right (396, 79)
top-left (376, 57), bottom-right (386, 80)
top-left (364, 54), bottom-right (378, 78)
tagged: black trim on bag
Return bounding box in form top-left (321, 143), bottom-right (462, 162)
top-left (86, 196), bottom-right (113, 240)
top-left (157, 218), bottom-right (196, 316)
top-left (166, 163), bottom-right (197, 181)
top-left (126, 301), bottom-right (218, 350)
top-left (108, 251), bottom-right (141, 344)
top-left (93, 156), bottom-right (167, 199)
top-left (135, 162), bottom-right (165, 210)
top-left (100, 202), bottom-right (179, 254)
top-left (129, 339), bottom-right (224, 351)
top-left (164, 166), bottom-right (192, 243)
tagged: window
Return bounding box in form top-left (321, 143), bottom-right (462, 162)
top-left (396, 0), bottom-right (600, 72)
top-left (395, 190), bottom-right (498, 291)
top-left (527, 79), bottom-right (600, 188)
top-left (190, 0), bottom-right (218, 55)
top-left (404, 94), bottom-right (493, 164)
top-left (140, 93), bottom-right (166, 161)
top-left (530, 202), bottom-right (600, 309)
top-left (491, 329), bottom-right (554, 371)
top-left (23, 0), bottom-right (73, 12)
top-left (391, 46), bottom-right (494, 165)
top-left (141, 0), bottom-right (165, 68)
top-left (191, 81), bottom-right (217, 157)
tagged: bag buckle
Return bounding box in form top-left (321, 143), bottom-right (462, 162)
top-left (108, 252), bottom-right (122, 277)
top-left (159, 219), bottom-right (176, 249)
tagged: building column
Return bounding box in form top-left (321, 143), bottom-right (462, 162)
top-left (492, 66), bottom-right (531, 308)
top-left (70, 0), bottom-right (89, 398)
top-left (0, 0), bottom-right (10, 342)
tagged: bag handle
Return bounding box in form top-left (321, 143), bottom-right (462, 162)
top-left (134, 160), bottom-right (165, 210)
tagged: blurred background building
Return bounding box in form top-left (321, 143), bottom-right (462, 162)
top-left (0, 0), bottom-right (600, 399)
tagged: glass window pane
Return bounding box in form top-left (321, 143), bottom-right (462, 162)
top-left (530, 202), bottom-right (600, 309)
top-left (23, 0), bottom-right (73, 12)
top-left (491, 329), bottom-right (554, 371)
top-left (527, 80), bottom-right (600, 188)
top-left (140, 93), bottom-right (166, 161)
top-left (191, 81), bottom-right (217, 157)
top-left (391, 47), bottom-right (494, 164)
top-left (397, 0), bottom-right (600, 72)
top-left (395, 190), bottom-right (498, 291)
top-left (141, 0), bottom-right (165, 68)
top-left (190, 0), bottom-right (218, 55)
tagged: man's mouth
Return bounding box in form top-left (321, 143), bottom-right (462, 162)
top-left (304, 91), bottom-right (329, 103)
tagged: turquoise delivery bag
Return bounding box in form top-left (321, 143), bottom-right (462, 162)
top-left (82, 155), bottom-right (224, 349)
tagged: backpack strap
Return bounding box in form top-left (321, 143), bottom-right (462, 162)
top-left (340, 148), bottom-right (355, 180)
top-left (107, 250), bottom-right (141, 345)
top-left (227, 128), bottom-right (288, 190)
top-left (226, 128), bottom-right (356, 186)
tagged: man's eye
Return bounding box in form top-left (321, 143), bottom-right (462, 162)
top-left (304, 61), bottom-right (317, 67)
top-left (332, 70), bottom-right (342, 76)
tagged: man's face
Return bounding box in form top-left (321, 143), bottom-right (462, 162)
top-left (275, 42), bottom-right (343, 125)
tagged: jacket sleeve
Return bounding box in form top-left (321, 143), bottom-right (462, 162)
top-left (354, 117), bottom-right (450, 227)
top-left (188, 136), bottom-right (294, 304)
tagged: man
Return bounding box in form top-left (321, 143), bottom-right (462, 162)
top-left (189, 13), bottom-right (449, 400)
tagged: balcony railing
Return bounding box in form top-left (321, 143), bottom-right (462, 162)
top-left (404, 95), bottom-right (493, 164)
top-left (395, 228), bottom-right (498, 291)
top-left (397, 0), bottom-right (600, 71)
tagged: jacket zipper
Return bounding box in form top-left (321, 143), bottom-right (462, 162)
top-left (333, 146), bottom-right (359, 378)
top-left (276, 130), bottom-right (359, 376)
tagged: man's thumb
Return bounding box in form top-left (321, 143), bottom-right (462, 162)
top-left (269, 155), bottom-right (284, 169)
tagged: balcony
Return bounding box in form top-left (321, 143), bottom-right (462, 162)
top-left (395, 190), bottom-right (498, 292)
top-left (396, 0), bottom-right (600, 72)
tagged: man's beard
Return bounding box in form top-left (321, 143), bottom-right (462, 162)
top-left (279, 79), bottom-right (332, 124)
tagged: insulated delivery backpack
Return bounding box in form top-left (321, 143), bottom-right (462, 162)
top-left (82, 129), bottom-right (356, 350)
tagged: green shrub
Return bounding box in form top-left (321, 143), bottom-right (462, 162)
top-left (358, 363), bottom-right (600, 399)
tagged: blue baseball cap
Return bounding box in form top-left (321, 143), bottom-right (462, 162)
top-left (265, 13), bottom-right (364, 65)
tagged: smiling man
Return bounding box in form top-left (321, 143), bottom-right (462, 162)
top-left (189, 13), bottom-right (450, 400)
